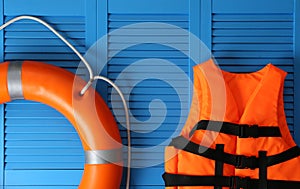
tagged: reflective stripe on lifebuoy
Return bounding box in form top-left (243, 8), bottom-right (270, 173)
top-left (0, 61), bottom-right (123, 189)
top-left (85, 149), bottom-right (123, 164)
top-left (7, 61), bottom-right (23, 100)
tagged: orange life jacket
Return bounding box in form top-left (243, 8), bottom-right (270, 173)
top-left (163, 59), bottom-right (300, 189)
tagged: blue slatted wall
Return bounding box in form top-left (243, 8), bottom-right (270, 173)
top-left (0, 0), bottom-right (299, 188)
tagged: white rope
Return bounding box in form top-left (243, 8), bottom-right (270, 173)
top-left (0, 16), bottom-right (131, 189)
top-left (94, 76), bottom-right (131, 189)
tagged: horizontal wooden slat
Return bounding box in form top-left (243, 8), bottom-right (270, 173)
top-left (5, 162), bottom-right (83, 170)
top-left (212, 0), bottom-right (294, 13)
top-left (120, 126), bottom-right (182, 133)
top-left (108, 50), bottom-right (189, 58)
top-left (108, 28), bottom-right (189, 36)
top-left (4, 16), bottom-right (85, 24)
top-left (108, 36), bottom-right (188, 43)
top-left (122, 139), bottom-right (170, 146)
top-left (5, 39), bottom-right (85, 46)
top-left (4, 0), bottom-right (85, 16)
top-left (5, 140), bottom-right (81, 148)
top-left (108, 0), bottom-right (188, 14)
top-left (6, 103), bottom-right (56, 110)
top-left (108, 73), bottom-right (189, 80)
top-left (213, 44), bottom-right (293, 51)
top-left (5, 156), bottom-right (84, 163)
top-left (120, 122), bottom-right (182, 130)
top-left (5, 148), bottom-right (83, 156)
top-left (5, 119), bottom-right (71, 127)
top-left (213, 14), bottom-right (293, 21)
top-left (115, 109), bottom-right (187, 117)
top-left (5, 133), bottom-right (80, 141)
top-left (5, 111), bottom-right (66, 118)
top-left (107, 80), bottom-right (189, 87)
top-left (109, 58), bottom-right (188, 66)
top-left (214, 51), bottom-right (293, 58)
top-left (213, 22), bottom-right (293, 29)
top-left (108, 43), bottom-right (189, 51)
top-left (108, 101), bottom-right (189, 109)
top-left (109, 14), bottom-right (188, 21)
top-left (5, 31), bottom-right (84, 39)
top-left (213, 29), bottom-right (293, 37)
top-left (4, 54), bottom-right (80, 60)
top-left (5, 127), bottom-right (76, 133)
top-left (114, 115), bottom-right (186, 123)
top-left (108, 21), bottom-right (189, 29)
top-left (213, 36), bottom-right (292, 43)
top-left (4, 24), bottom-right (85, 31)
top-left (5, 46), bottom-right (86, 53)
top-left (284, 88), bottom-right (294, 95)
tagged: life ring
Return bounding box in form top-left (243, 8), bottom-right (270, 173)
top-left (0, 61), bottom-right (123, 188)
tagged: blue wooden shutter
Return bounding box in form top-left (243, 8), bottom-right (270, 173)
top-left (200, 0), bottom-right (300, 143)
top-left (100, 0), bottom-right (192, 188)
top-left (1, 0), bottom-right (97, 188)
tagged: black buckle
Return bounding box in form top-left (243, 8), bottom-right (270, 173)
top-left (239, 124), bottom-right (259, 138)
top-left (236, 155), bottom-right (258, 169)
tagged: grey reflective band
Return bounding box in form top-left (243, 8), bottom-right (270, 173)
top-left (7, 61), bottom-right (24, 100)
top-left (85, 149), bottom-right (123, 164)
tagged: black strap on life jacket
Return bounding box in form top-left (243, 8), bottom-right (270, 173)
top-left (259, 151), bottom-right (268, 189)
top-left (214, 144), bottom-right (224, 189)
top-left (189, 120), bottom-right (282, 138)
top-left (169, 136), bottom-right (300, 169)
top-left (163, 173), bottom-right (300, 189)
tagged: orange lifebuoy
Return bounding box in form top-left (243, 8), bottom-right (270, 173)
top-left (0, 61), bottom-right (123, 188)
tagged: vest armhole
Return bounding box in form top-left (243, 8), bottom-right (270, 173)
top-left (277, 70), bottom-right (296, 147)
